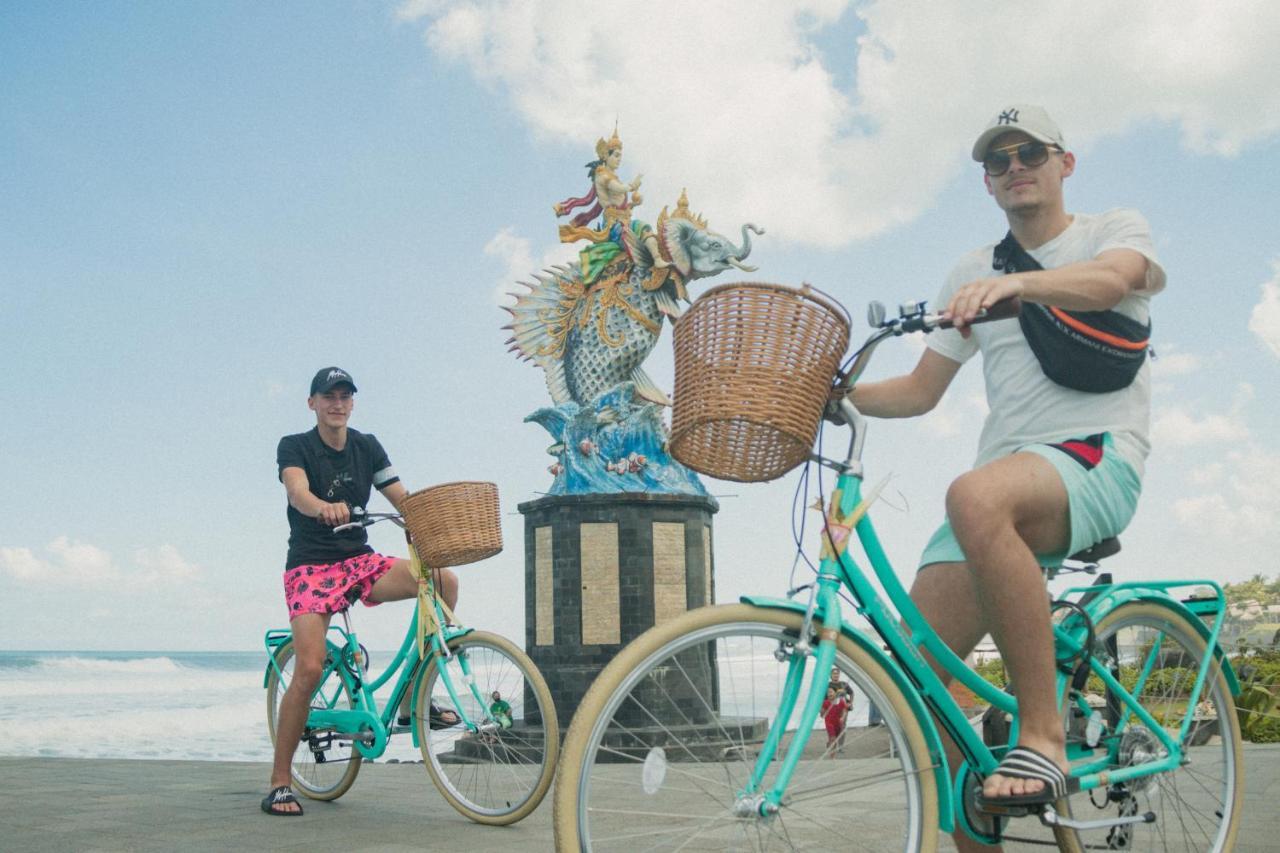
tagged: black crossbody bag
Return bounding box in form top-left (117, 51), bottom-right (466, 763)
top-left (994, 232), bottom-right (1151, 393)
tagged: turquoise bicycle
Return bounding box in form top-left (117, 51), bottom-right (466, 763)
top-left (553, 292), bottom-right (1242, 851)
top-left (264, 509), bottom-right (559, 824)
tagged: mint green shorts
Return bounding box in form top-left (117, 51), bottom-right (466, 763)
top-left (919, 432), bottom-right (1142, 571)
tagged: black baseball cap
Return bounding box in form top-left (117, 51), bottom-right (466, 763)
top-left (309, 366), bottom-right (358, 396)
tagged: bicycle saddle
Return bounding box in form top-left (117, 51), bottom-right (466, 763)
top-left (1066, 537), bottom-right (1120, 564)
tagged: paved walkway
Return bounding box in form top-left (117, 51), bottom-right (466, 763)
top-left (3, 745), bottom-right (1278, 851)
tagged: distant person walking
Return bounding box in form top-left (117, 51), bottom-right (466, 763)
top-left (262, 367), bottom-right (462, 817)
top-left (821, 685), bottom-right (850, 753)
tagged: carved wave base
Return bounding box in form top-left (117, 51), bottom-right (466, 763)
top-left (525, 381), bottom-right (708, 497)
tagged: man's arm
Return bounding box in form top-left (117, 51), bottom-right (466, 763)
top-left (282, 466), bottom-right (350, 527)
top-left (848, 348), bottom-right (963, 418)
top-left (379, 480), bottom-right (409, 513)
top-left (947, 248), bottom-right (1150, 332)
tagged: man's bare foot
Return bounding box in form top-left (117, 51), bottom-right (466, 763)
top-left (981, 741), bottom-right (1070, 801)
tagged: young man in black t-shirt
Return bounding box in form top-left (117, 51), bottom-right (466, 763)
top-left (262, 366), bottom-right (461, 817)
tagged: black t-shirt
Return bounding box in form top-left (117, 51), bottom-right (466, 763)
top-left (276, 427), bottom-right (400, 569)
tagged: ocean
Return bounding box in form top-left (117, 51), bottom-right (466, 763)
top-left (1, 647), bottom-right (871, 763)
top-left (0, 650), bottom-right (426, 763)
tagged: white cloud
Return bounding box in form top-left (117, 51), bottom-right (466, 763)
top-left (1188, 462), bottom-right (1225, 486)
top-left (133, 545), bottom-right (202, 584)
top-left (1173, 445), bottom-right (1280, 539)
top-left (399, 0), bottom-right (1280, 247)
top-left (1152, 381), bottom-right (1255, 447)
top-left (922, 390), bottom-right (987, 438)
top-left (1152, 409), bottom-right (1249, 448)
top-left (485, 227), bottom-right (577, 307)
top-left (46, 537), bottom-right (115, 582)
top-left (1151, 348), bottom-right (1201, 376)
top-left (0, 538), bottom-right (203, 588)
top-left (1249, 268), bottom-right (1280, 358)
top-left (0, 547), bottom-right (45, 582)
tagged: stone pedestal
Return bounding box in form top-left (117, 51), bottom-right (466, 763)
top-left (518, 492), bottom-right (719, 725)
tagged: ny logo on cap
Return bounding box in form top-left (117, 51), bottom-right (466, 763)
top-left (998, 109), bottom-right (1020, 125)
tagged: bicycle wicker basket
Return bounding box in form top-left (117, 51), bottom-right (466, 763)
top-left (670, 282), bottom-right (851, 483)
top-left (401, 481), bottom-right (503, 568)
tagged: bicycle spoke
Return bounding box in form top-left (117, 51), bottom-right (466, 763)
top-left (1049, 603), bottom-right (1241, 853)
top-left (565, 609), bottom-right (935, 851)
top-left (419, 633), bottom-right (555, 823)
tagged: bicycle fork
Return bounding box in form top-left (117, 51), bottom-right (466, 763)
top-left (737, 575), bottom-right (844, 818)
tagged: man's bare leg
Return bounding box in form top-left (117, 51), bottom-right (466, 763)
top-left (911, 562), bottom-right (993, 853)
top-left (946, 452), bottom-right (1071, 801)
top-left (368, 561), bottom-right (461, 721)
top-left (269, 612), bottom-right (332, 812)
top-left (367, 560), bottom-right (458, 610)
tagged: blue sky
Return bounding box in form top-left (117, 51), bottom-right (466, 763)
top-left (2, 1), bottom-right (1277, 650)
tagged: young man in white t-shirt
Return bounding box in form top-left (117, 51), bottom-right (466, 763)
top-left (848, 104), bottom-right (1165, 837)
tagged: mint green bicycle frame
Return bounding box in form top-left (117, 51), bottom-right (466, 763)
top-left (732, 436), bottom-right (1238, 833)
top-left (262, 583), bottom-right (495, 759)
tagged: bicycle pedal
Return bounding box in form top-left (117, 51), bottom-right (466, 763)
top-left (976, 801), bottom-right (1034, 819)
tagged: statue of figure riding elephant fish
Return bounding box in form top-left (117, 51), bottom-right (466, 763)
top-left (503, 128), bottom-right (763, 495)
top-left (506, 128), bottom-right (763, 407)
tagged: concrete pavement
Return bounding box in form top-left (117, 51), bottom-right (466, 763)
top-left (3, 745), bottom-right (1278, 851)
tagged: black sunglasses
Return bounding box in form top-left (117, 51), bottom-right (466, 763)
top-left (982, 140), bottom-right (1062, 177)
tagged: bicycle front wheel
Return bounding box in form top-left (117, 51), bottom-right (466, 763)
top-left (265, 640), bottom-right (363, 800)
top-left (416, 630), bottom-right (559, 825)
top-left (1052, 601), bottom-right (1243, 853)
top-left (553, 603), bottom-right (940, 852)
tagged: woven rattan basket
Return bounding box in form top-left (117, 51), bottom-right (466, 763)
top-left (670, 282), bottom-right (851, 482)
top-left (402, 481), bottom-right (503, 568)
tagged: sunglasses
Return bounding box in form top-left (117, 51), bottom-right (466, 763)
top-left (982, 140), bottom-right (1062, 177)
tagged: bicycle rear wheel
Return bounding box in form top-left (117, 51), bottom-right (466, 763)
top-left (265, 640), bottom-right (363, 800)
top-left (416, 630), bottom-right (559, 825)
top-left (553, 603), bottom-right (940, 852)
top-left (1051, 601), bottom-right (1243, 853)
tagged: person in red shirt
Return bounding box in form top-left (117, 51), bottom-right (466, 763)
top-left (821, 685), bottom-right (849, 753)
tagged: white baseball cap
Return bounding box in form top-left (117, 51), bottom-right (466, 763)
top-left (971, 104), bottom-right (1066, 161)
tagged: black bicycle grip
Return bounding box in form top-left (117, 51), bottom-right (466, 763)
top-left (935, 296), bottom-right (1022, 330)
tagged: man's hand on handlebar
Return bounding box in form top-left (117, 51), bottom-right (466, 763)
top-left (822, 295), bottom-right (1021, 425)
top-left (943, 276), bottom-right (1025, 338)
top-left (316, 501), bottom-right (351, 528)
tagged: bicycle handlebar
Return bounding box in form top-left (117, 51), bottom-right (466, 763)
top-left (331, 507), bottom-right (406, 533)
top-left (833, 296), bottom-right (1021, 395)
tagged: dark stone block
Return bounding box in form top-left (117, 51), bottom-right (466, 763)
top-left (519, 492), bottom-right (718, 725)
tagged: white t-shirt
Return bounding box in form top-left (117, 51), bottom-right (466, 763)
top-left (926, 208), bottom-right (1167, 477)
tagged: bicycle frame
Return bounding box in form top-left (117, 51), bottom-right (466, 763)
top-left (732, 399), bottom-right (1237, 832)
top-left (263, 570), bottom-right (494, 760)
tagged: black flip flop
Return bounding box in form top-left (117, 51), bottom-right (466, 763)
top-left (261, 785), bottom-right (304, 816)
top-left (428, 703), bottom-right (462, 729)
top-left (976, 745), bottom-right (1079, 812)
top-left (396, 704), bottom-right (462, 730)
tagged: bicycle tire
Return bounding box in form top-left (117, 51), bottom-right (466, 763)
top-left (1049, 601), bottom-right (1243, 853)
top-left (265, 639), bottom-right (363, 800)
top-left (416, 630), bottom-right (559, 825)
top-left (553, 603), bottom-right (940, 852)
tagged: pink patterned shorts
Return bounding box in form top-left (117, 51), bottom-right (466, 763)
top-left (283, 552), bottom-right (398, 620)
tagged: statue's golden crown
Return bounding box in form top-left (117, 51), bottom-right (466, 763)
top-left (594, 126), bottom-right (623, 161)
top-left (663, 188), bottom-right (707, 229)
